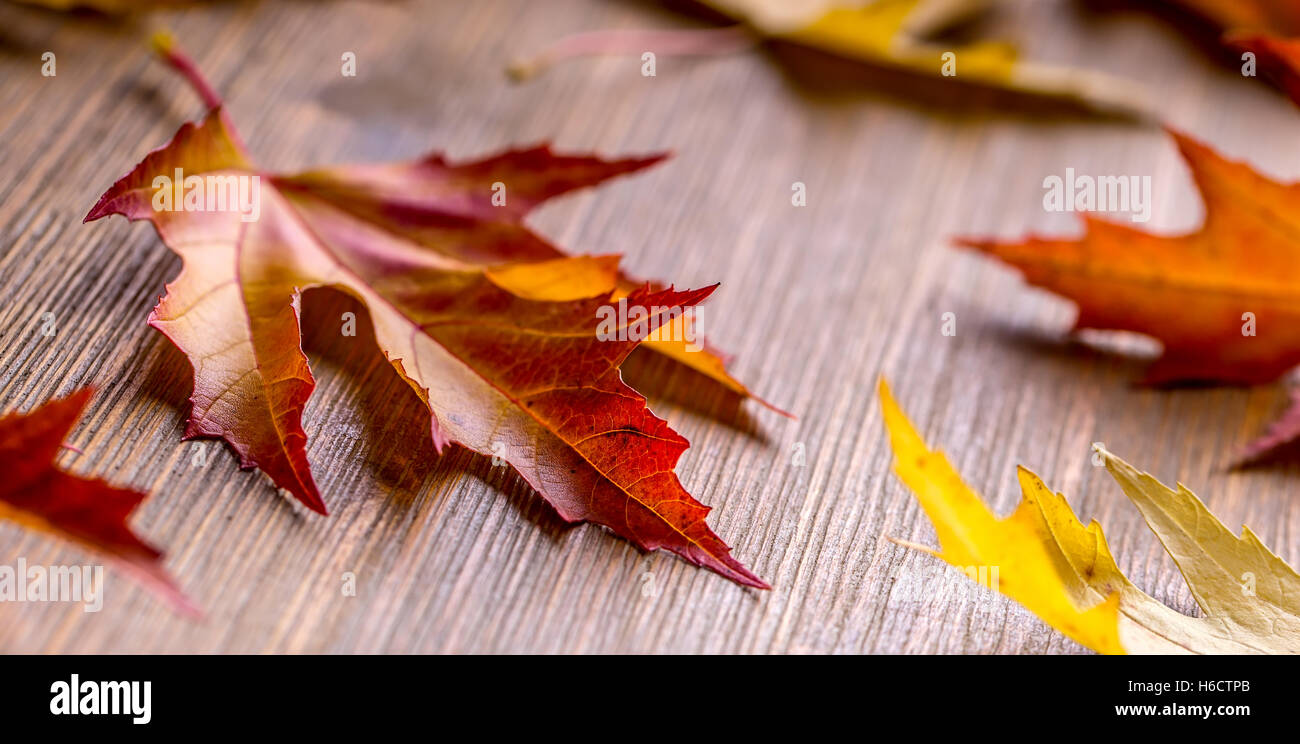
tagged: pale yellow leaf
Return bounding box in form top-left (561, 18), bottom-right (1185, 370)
top-left (880, 378), bottom-right (1300, 654)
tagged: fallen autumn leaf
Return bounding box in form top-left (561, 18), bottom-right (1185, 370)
top-left (880, 377), bottom-right (1300, 654)
top-left (84, 35), bottom-right (768, 589)
top-left (0, 389), bottom-right (194, 615)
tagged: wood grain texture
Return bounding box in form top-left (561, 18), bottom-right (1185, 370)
top-left (2, 0), bottom-right (1299, 653)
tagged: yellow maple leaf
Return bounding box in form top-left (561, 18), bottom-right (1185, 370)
top-left (879, 378), bottom-right (1300, 654)
top-left (704, 0), bottom-right (1148, 115)
top-left (511, 0), bottom-right (1146, 115)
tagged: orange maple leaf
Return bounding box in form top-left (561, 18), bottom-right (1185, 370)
top-left (961, 129), bottom-right (1300, 386)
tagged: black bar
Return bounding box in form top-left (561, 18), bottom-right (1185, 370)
top-left (0, 654), bottom-right (1283, 732)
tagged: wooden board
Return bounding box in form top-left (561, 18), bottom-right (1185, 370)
top-left (2, 0), bottom-right (1298, 653)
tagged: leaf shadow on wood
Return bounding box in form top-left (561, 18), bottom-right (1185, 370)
top-left (0, 18), bottom-right (48, 60)
top-left (134, 329), bottom-right (193, 411)
top-left (977, 321), bottom-right (1155, 382)
top-left (1231, 441), bottom-right (1300, 473)
top-left (297, 288), bottom-right (575, 539)
top-left (0, 3), bottom-right (136, 54)
top-left (1076, 0), bottom-right (1249, 66)
top-left (621, 345), bottom-right (769, 444)
top-left (762, 42), bottom-right (1136, 123)
top-left (134, 326), bottom-right (315, 520)
top-left (131, 285), bottom-right (578, 544)
top-left (992, 324), bottom-right (1283, 392)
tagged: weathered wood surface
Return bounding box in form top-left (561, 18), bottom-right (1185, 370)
top-left (2, 0), bottom-right (1299, 653)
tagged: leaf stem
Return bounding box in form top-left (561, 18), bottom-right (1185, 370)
top-left (151, 31), bottom-right (224, 109)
